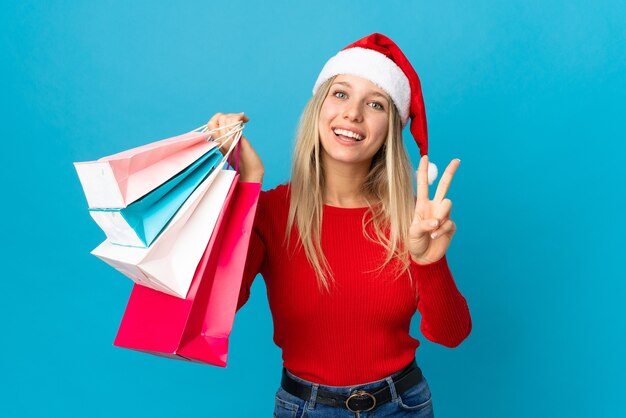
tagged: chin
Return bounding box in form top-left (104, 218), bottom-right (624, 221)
top-left (320, 145), bottom-right (372, 166)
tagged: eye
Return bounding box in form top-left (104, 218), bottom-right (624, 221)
top-left (369, 101), bottom-right (385, 111)
top-left (333, 90), bottom-right (347, 99)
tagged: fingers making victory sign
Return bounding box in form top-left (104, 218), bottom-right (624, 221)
top-left (409, 155), bottom-right (461, 265)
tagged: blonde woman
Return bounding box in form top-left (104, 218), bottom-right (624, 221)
top-left (207, 33), bottom-right (471, 417)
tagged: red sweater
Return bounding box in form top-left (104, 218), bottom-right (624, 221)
top-left (237, 184), bottom-right (472, 386)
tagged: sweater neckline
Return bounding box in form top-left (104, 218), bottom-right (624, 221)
top-left (323, 204), bottom-right (370, 216)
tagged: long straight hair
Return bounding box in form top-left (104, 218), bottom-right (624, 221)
top-left (287, 76), bottom-right (416, 292)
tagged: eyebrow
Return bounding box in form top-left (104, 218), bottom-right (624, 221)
top-left (332, 81), bottom-right (390, 103)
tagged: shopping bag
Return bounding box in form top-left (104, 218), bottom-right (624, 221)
top-left (91, 168), bottom-right (237, 298)
top-left (113, 181), bottom-right (261, 366)
top-left (74, 129), bottom-right (215, 209)
top-left (74, 121), bottom-right (243, 209)
top-left (89, 146), bottom-right (223, 247)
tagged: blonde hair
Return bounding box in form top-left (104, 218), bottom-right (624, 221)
top-left (287, 76), bottom-right (416, 292)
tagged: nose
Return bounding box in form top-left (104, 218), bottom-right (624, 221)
top-left (342, 101), bottom-right (363, 122)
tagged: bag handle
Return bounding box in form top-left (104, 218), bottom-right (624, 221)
top-left (226, 139), bottom-right (241, 172)
top-left (209, 123), bottom-right (244, 172)
top-left (193, 121), bottom-right (243, 136)
top-left (192, 121), bottom-right (245, 172)
top-left (222, 127), bottom-right (243, 170)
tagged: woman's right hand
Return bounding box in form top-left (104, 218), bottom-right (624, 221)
top-left (206, 112), bottom-right (264, 183)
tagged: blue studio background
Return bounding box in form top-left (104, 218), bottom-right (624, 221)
top-left (1, 1), bottom-right (625, 417)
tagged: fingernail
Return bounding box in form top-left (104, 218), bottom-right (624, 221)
top-left (431, 232), bottom-right (438, 239)
top-left (429, 220), bottom-right (439, 227)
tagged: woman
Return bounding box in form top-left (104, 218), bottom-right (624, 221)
top-left (208, 33), bottom-right (471, 417)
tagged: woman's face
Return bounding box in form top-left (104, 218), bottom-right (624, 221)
top-left (318, 74), bottom-right (390, 167)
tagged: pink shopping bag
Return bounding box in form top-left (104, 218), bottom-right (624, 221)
top-left (74, 129), bottom-right (216, 209)
top-left (113, 180), bottom-right (262, 366)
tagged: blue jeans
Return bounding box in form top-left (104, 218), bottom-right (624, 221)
top-left (273, 363), bottom-right (434, 417)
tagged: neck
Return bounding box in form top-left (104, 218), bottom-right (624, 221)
top-left (322, 157), bottom-right (371, 208)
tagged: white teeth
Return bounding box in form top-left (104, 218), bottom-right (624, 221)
top-left (333, 128), bottom-right (364, 141)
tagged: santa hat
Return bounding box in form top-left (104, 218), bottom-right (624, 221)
top-left (313, 33), bottom-right (438, 185)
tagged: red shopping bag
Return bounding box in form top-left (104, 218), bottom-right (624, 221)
top-left (113, 179), bottom-right (262, 366)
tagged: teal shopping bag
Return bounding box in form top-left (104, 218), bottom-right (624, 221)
top-left (89, 147), bottom-right (223, 247)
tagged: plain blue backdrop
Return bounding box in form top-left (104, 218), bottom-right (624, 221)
top-left (1, 1), bottom-right (625, 417)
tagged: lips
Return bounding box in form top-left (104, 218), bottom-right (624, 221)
top-left (332, 127), bottom-right (366, 142)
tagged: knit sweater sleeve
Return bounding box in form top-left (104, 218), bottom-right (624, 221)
top-left (412, 255), bottom-right (472, 348)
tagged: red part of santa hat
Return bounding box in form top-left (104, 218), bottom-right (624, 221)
top-left (313, 33), bottom-right (438, 184)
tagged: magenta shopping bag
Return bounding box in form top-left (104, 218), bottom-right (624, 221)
top-left (113, 180), bottom-right (262, 366)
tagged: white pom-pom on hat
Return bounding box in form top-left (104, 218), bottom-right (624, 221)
top-left (427, 161), bottom-right (438, 186)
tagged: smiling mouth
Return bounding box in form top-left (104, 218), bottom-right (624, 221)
top-left (333, 128), bottom-right (365, 142)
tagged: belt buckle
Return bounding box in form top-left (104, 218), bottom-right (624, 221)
top-left (345, 390), bottom-right (376, 412)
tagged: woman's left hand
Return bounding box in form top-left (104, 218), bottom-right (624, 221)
top-left (408, 155), bottom-right (461, 265)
